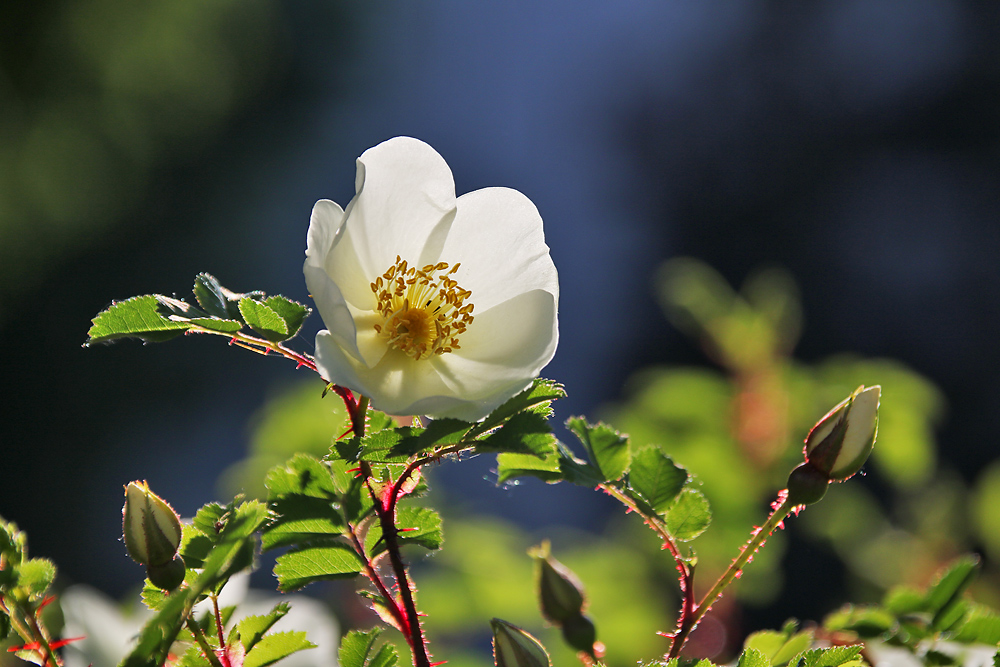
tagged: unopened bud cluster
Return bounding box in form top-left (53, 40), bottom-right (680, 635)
top-left (530, 542), bottom-right (601, 660)
top-left (786, 385), bottom-right (881, 506)
top-left (122, 481), bottom-right (185, 590)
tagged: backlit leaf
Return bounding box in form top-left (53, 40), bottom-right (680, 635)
top-left (665, 488), bottom-right (711, 541)
top-left (273, 544), bottom-right (364, 592)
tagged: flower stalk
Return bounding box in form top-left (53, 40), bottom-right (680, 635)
top-left (667, 493), bottom-right (794, 659)
top-left (366, 473), bottom-right (432, 667)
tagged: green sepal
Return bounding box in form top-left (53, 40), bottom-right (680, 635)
top-left (273, 543), bottom-right (364, 592)
top-left (339, 628), bottom-right (399, 667)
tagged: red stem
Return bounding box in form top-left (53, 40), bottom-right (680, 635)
top-left (367, 477), bottom-right (431, 667)
top-left (347, 523), bottom-right (409, 633)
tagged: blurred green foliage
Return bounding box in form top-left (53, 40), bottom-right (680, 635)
top-left (220, 258), bottom-right (1000, 666)
top-left (605, 259), bottom-right (998, 616)
top-left (0, 0), bottom-right (280, 320)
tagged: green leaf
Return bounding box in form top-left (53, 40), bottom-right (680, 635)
top-left (193, 273), bottom-right (231, 319)
top-left (477, 411), bottom-right (558, 457)
top-left (798, 646), bottom-right (864, 667)
top-left (952, 604), bottom-right (1000, 644)
top-left (264, 295), bottom-right (310, 339)
top-left (86, 295), bottom-right (191, 344)
top-left (239, 297), bottom-right (289, 341)
top-left (243, 631), bottom-right (316, 667)
top-left (262, 495), bottom-right (345, 551)
top-left (738, 648), bottom-right (770, 667)
top-left (187, 317), bottom-right (243, 334)
top-left (339, 629), bottom-right (399, 667)
top-left (883, 585), bottom-right (925, 616)
top-left (566, 417), bottom-right (630, 482)
top-left (13, 558), bottom-right (55, 600)
top-left (236, 602), bottom-right (290, 652)
top-left (665, 488), bottom-right (711, 541)
top-left (366, 506), bottom-right (443, 558)
top-left (192, 503), bottom-right (228, 538)
top-left (927, 555), bottom-right (980, 631)
top-left (745, 628), bottom-right (815, 666)
top-left (823, 605), bottom-right (895, 638)
top-left (628, 447), bottom-right (688, 514)
top-left (468, 378), bottom-right (566, 438)
top-left (175, 645), bottom-right (213, 667)
top-left (345, 419), bottom-right (473, 464)
top-left (273, 544), bottom-right (365, 592)
top-left (265, 455), bottom-right (339, 500)
top-left (497, 449), bottom-right (563, 484)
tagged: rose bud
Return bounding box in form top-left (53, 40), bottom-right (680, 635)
top-left (491, 618), bottom-right (551, 667)
top-left (787, 386), bottom-right (880, 505)
top-left (122, 481), bottom-right (182, 568)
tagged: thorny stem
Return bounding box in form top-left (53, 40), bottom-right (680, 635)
top-left (0, 596), bottom-right (61, 667)
top-left (598, 483), bottom-right (696, 646)
top-left (346, 522), bottom-right (409, 632)
top-left (186, 617), bottom-right (226, 667)
top-left (366, 478), bottom-right (431, 667)
top-left (666, 492), bottom-right (795, 659)
top-left (187, 326), bottom-right (319, 373)
top-left (211, 594), bottom-right (232, 667)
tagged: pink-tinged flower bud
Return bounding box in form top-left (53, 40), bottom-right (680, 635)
top-left (491, 618), bottom-right (551, 667)
top-left (122, 481), bottom-right (182, 568)
top-left (787, 386), bottom-right (880, 505)
top-left (531, 542), bottom-right (585, 624)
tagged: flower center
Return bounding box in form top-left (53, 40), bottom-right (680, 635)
top-left (371, 256), bottom-right (475, 360)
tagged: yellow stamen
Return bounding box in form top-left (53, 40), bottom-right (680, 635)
top-left (372, 256), bottom-right (474, 360)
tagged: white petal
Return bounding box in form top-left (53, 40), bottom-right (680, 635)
top-left (339, 137), bottom-right (458, 278)
top-left (435, 288), bottom-right (558, 393)
top-left (304, 200), bottom-right (368, 364)
top-left (315, 330), bottom-right (456, 415)
top-left (438, 187), bottom-right (558, 313)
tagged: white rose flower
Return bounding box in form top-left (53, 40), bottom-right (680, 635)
top-left (304, 137), bottom-right (559, 422)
